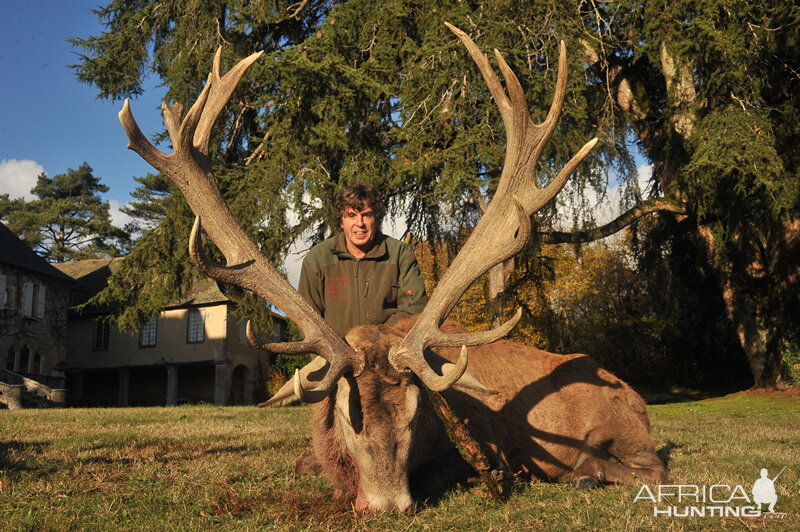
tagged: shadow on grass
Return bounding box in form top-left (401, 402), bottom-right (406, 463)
top-left (636, 387), bottom-right (739, 405)
top-left (656, 441), bottom-right (685, 468)
top-left (0, 440), bottom-right (47, 472)
top-left (208, 485), bottom-right (354, 524)
top-left (72, 440), bottom-right (286, 467)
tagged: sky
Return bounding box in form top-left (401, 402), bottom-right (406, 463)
top-left (0, 1), bottom-right (166, 229)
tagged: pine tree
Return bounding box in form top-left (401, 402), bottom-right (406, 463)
top-left (0, 162), bottom-right (130, 262)
top-left (119, 173), bottom-right (175, 235)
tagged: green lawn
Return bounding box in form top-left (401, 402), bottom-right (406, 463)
top-left (1, 391), bottom-right (798, 530)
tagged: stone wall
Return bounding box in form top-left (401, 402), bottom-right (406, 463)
top-left (1, 264), bottom-right (71, 378)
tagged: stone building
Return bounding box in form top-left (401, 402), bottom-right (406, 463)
top-left (0, 222), bottom-right (73, 407)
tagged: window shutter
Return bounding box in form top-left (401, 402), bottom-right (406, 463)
top-left (0, 274), bottom-right (6, 307)
top-left (7, 283), bottom-right (16, 311)
top-left (22, 282), bottom-right (34, 316)
top-left (36, 285), bottom-right (46, 317)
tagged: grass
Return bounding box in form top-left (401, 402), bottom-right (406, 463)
top-left (1, 391), bottom-right (798, 531)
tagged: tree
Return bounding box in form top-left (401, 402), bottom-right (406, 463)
top-left (119, 173), bottom-right (176, 235)
top-left (575, 0), bottom-right (800, 386)
top-left (72, 0), bottom-right (799, 386)
top-left (0, 162), bottom-right (129, 262)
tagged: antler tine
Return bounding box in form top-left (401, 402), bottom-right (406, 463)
top-left (121, 49), bottom-right (365, 395)
top-left (388, 24), bottom-right (597, 391)
top-left (162, 102), bottom-right (184, 144)
top-left (443, 23), bottom-right (511, 118)
top-left (193, 47), bottom-right (263, 152)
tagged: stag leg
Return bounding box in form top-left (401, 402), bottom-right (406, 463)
top-left (569, 455), bottom-right (668, 486)
top-left (565, 432), bottom-right (669, 486)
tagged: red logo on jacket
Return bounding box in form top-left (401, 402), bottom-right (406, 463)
top-left (326, 276), bottom-right (348, 299)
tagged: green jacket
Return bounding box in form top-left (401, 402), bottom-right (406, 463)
top-left (298, 232), bottom-right (428, 338)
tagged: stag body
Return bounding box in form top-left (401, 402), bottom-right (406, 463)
top-left (120, 23), bottom-right (668, 515)
top-left (311, 319), bottom-right (667, 512)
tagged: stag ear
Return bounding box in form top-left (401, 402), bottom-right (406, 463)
top-left (258, 379), bottom-right (298, 407)
top-left (451, 370), bottom-right (498, 396)
top-left (259, 357), bottom-right (332, 407)
top-left (425, 351), bottom-right (497, 396)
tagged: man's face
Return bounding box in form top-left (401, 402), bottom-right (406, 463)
top-left (341, 205), bottom-right (378, 256)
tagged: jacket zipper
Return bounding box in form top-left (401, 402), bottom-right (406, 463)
top-left (354, 260), bottom-right (361, 324)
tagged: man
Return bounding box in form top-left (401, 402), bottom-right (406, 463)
top-left (275, 184), bottom-right (427, 472)
top-left (298, 183), bottom-right (427, 338)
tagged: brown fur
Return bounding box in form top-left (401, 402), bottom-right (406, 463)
top-left (309, 317), bottom-right (668, 511)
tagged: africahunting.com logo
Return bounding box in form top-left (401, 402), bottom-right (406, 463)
top-left (634, 467), bottom-right (789, 519)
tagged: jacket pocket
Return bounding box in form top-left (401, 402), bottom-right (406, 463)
top-left (386, 282), bottom-right (399, 307)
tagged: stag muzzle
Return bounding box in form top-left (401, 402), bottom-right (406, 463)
top-left (355, 481), bottom-right (416, 514)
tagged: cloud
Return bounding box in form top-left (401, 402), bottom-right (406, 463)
top-left (284, 243), bottom-right (305, 289)
top-left (637, 163), bottom-right (655, 195)
top-left (0, 159), bottom-right (43, 200)
top-left (108, 199), bottom-right (134, 230)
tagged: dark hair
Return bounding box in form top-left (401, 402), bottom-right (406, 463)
top-left (334, 183), bottom-right (386, 228)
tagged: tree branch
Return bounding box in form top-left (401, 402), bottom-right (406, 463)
top-left (538, 197), bottom-right (687, 244)
top-left (286, 0), bottom-right (310, 20)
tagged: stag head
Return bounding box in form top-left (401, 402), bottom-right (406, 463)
top-left (120, 24), bottom-right (596, 512)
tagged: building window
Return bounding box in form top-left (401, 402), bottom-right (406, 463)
top-left (2, 278), bottom-right (16, 311)
top-left (139, 318), bottom-right (158, 348)
top-left (273, 319), bottom-right (287, 341)
top-left (21, 282), bottom-right (45, 318)
top-left (93, 320), bottom-right (110, 351)
top-left (239, 321), bottom-right (248, 346)
top-left (18, 346), bottom-right (30, 373)
top-left (187, 309), bottom-right (205, 344)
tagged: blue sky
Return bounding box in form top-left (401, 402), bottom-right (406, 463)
top-left (0, 1), bottom-right (166, 226)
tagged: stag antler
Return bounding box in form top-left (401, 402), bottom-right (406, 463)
top-left (119, 48), bottom-right (364, 392)
top-left (387, 23), bottom-right (597, 391)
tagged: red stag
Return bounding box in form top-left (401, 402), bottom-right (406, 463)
top-left (119, 23), bottom-right (669, 513)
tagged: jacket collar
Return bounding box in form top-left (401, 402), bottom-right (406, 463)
top-left (332, 232), bottom-right (388, 260)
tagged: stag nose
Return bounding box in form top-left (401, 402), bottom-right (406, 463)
top-left (355, 492), bottom-right (370, 512)
top-left (356, 493), bottom-right (416, 514)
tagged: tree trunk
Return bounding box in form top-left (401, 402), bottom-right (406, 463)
top-left (695, 226), bottom-right (786, 387)
top-left (583, 40), bottom-right (792, 387)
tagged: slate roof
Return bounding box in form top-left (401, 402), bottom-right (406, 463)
top-left (53, 257), bottom-right (230, 310)
top-left (53, 258), bottom-right (123, 308)
top-left (0, 222), bottom-right (74, 282)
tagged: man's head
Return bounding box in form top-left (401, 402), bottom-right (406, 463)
top-left (335, 184), bottom-right (386, 257)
